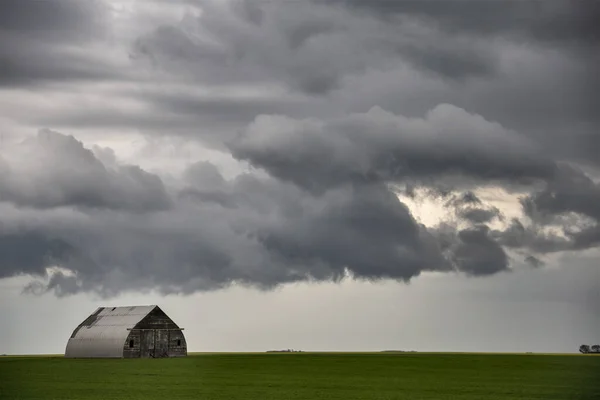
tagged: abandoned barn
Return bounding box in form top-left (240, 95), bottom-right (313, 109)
top-left (65, 305), bottom-right (187, 358)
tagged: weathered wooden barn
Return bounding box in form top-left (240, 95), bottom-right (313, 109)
top-left (65, 305), bottom-right (187, 358)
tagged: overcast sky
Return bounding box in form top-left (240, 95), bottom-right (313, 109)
top-left (0, 0), bottom-right (598, 355)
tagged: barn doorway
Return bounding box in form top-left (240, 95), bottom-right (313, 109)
top-left (140, 330), bottom-right (155, 358)
top-left (139, 329), bottom-right (172, 358)
top-left (155, 330), bottom-right (169, 358)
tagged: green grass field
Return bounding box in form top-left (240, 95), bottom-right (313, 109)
top-left (1, 353), bottom-right (598, 399)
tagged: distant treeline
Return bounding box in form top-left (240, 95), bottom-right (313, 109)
top-left (266, 349), bottom-right (304, 353)
top-left (579, 345), bottom-right (599, 354)
top-left (381, 350), bottom-right (417, 353)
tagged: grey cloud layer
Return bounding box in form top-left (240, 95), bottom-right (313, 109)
top-left (322, 0), bottom-right (600, 47)
top-left (131, 0), bottom-right (500, 93)
top-left (37, 0), bottom-right (592, 167)
top-left (0, 0), bottom-right (116, 87)
top-left (8, 0), bottom-right (595, 166)
top-left (0, 232), bottom-right (72, 279)
top-left (230, 102), bottom-right (600, 270)
top-left (1, 126), bottom-right (530, 296)
top-left (0, 130), bottom-right (171, 211)
top-left (229, 104), bottom-right (555, 190)
top-left (130, 1), bottom-right (379, 94)
top-left (5, 104), bottom-right (600, 296)
top-left (0, 0), bottom-right (106, 39)
top-left (0, 0), bottom-right (598, 296)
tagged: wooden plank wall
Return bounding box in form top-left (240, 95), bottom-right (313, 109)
top-left (122, 308), bottom-right (187, 358)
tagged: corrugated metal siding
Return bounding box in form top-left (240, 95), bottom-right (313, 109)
top-left (65, 305), bottom-right (157, 358)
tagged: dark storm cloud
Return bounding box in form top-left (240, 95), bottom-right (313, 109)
top-left (180, 164), bottom-right (457, 282)
top-left (229, 104), bottom-right (556, 192)
top-left (524, 255), bottom-right (545, 269)
top-left (0, 0), bottom-right (106, 40)
top-left (146, 91), bottom-right (329, 125)
top-left (451, 225), bottom-right (508, 277)
top-left (0, 129), bottom-right (171, 212)
top-left (458, 208), bottom-right (500, 225)
top-left (492, 160), bottom-right (600, 253)
top-left (24, 271), bottom-right (81, 297)
top-left (310, 0), bottom-right (598, 167)
top-left (10, 0), bottom-right (593, 172)
top-left (492, 218), bottom-right (571, 254)
top-left (32, 85), bottom-right (337, 147)
top-left (0, 43), bottom-right (125, 87)
top-left (129, 1), bottom-right (358, 94)
top-left (398, 44), bottom-right (496, 81)
top-left (0, 232), bottom-right (73, 278)
top-left (1, 0), bottom-right (599, 298)
top-left (322, 0), bottom-right (600, 47)
top-left (0, 129), bottom-right (516, 297)
top-left (450, 191), bottom-right (482, 206)
top-left (523, 164), bottom-right (600, 222)
top-left (129, 0), bottom-right (500, 95)
top-left (438, 190), bottom-right (502, 224)
top-left (0, 0), bottom-right (119, 87)
top-left (515, 163), bottom-right (600, 252)
top-left (228, 100), bottom-right (600, 265)
top-left (569, 226), bottom-right (600, 251)
top-left (2, 111), bottom-right (597, 296)
top-left (320, 0), bottom-right (599, 85)
top-left (254, 183), bottom-right (452, 281)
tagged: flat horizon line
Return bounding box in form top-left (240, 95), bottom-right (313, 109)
top-left (1, 351), bottom-right (591, 358)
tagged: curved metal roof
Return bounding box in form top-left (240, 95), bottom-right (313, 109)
top-left (65, 305), bottom-right (157, 358)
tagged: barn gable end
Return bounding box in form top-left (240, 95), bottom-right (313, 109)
top-left (65, 305), bottom-right (187, 358)
top-left (123, 306), bottom-right (187, 358)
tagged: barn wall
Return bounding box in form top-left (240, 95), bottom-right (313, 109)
top-left (123, 330), bottom-right (141, 358)
top-left (168, 330), bottom-right (187, 357)
top-left (135, 307), bottom-right (180, 330)
top-left (130, 307), bottom-right (188, 358)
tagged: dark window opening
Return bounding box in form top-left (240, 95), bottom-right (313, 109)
top-left (129, 339), bottom-right (134, 348)
top-left (177, 339), bottom-right (181, 347)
